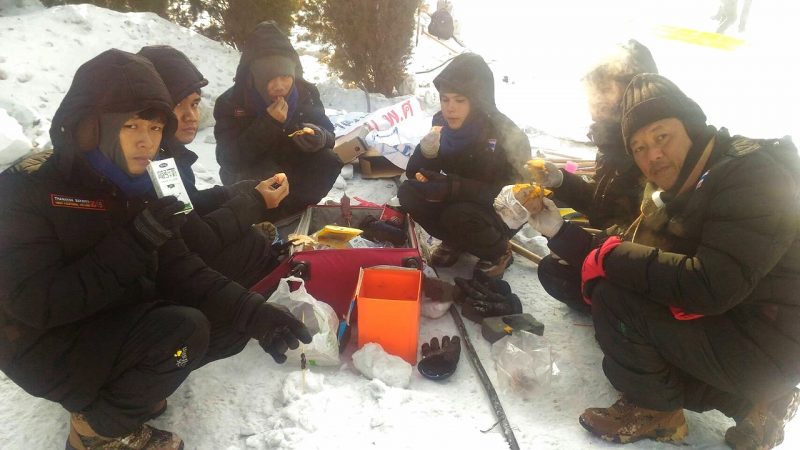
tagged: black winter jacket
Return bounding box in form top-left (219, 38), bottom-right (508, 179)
top-left (405, 53), bottom-right (531, 205)
top-left (0, 50), bottom-right (262, 370)
top-left (214, 22), bottom-right (335, 185)
top-left (550, 129), bottom-right (800, 377)
top-left (553, 122), bottom-right (644, 229)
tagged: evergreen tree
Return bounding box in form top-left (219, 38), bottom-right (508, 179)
top-left (41, 1), bottom-right (301, 50)
top-left (300, 0), bottom-right (419, 96)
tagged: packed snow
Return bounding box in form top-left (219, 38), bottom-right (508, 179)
top-left (1, 0), bottom-right (799, 449)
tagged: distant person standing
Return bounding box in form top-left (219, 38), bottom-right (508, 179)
top-left (714, 0), bottom-right (753, 34)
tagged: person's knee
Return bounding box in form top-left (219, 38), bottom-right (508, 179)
top-left (143, 306), bottom-right (211, 365)
top-left (398, 182), bottom-right (424, 211)
top-left (440, 203), bottom-right (482, 231)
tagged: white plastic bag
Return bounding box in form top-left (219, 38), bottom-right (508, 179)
top-left (493, 184), bottom-right (531, 229)
top-left (491, 330), bottom-right (558, 400)
top-left (266, 276), bottom-right (340, 366)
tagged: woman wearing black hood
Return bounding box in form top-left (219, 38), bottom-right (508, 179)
top-left (399, 53), bottom-right (531, 278)
top-left (214, 21), bottom-right (341, 216)
top-left (0, 50), bottom-right (310, 449)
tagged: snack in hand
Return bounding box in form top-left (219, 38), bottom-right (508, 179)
top-left (415, 172), bottom-right (429, 182)
top-left (288, 127), bottom-right (316, 138)
top-left (524, 159), bottom-right (547, 175)
top-left (512, 183), bottom-right (552, 214)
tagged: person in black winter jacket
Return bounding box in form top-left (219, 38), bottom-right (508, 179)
top-left (139, 45), bottom-right (286, 288)
top-left (398, 53), bottom-right (531, 278)
top-left (527, 40), bottom-right (654, 313)
top-left (214, 21), bottom-right (342, 216)
top-left (525, 73), bottom-right (800, 448)
top-left (0, 49), bottom-right (311, 450)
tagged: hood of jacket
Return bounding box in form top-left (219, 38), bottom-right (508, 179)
top-left (49, 49), bottom-right (176, 179)
top-left (234, 21), bottom-right (304, 87)
top-left (434, 53), bottom-right (497, 114)
top-left (138, 45), bottom-right (208, 106)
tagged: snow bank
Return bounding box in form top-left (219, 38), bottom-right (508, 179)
top-left (0, 108), bottom-right (32, 171)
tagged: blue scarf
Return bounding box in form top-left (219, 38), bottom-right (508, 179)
top-left (439, 113), bottom-right (485, 158)
top-left (85, 149), bottom-right (153, 198)
top-left (250, 83), bottom-right (299, 126)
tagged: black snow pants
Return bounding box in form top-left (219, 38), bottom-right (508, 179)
top-left (3, 302), bottom-right (249, 437)
top-left (398, 181), bottom-right (510, 261)
top-left (205, 227), bottom-right (280, 289)
top-left (221, 147), bottom-right (342, 218)
top-left (536, 254), bottom-right (589, 314)
top-left (590, 280), bottom-right (799, 421)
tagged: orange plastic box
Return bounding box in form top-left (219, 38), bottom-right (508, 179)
top-left (356, 266), bottom-right (421, 364)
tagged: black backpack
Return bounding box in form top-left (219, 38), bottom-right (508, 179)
top-left (428, 9), bottom-right (454, 40)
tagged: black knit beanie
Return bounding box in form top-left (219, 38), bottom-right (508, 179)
top-left (621, 73), bottom-right (715, 197)
top-left (620, 73), bottom-right (707, 152)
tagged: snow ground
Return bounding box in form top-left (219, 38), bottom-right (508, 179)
top-left (1, 1), bottom-right (800, 449)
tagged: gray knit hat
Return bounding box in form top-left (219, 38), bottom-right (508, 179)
top-left (620, 73), bottom-right (706, 152)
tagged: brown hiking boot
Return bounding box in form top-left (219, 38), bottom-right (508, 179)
top-left (725, 388), bottom-right (800, 450)
top-left (429, 242), bottom-right (462, 267)
top-left (579, 397), bottom-right (688, 444)
top-left (474, 243), bottom-right (513, 279)
top-left (66, 413), bottom-right (183, 450)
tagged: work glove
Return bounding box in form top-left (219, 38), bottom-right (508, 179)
top-left (131, 196), bottom-right (187, 251)
top-left (524, 159), bottom-right (563, 187)
top-left (419, 126), bottom-right (443, 159)
top-left (418, 336), bottom-right (461, 380)
top-left (243, 300), bottom-right (312, 363)
top-left (468, 293), bottom-right (523, 317)
top-left (580, 236), bottom-right (622, 304)
top-left (527, 197), bottom-right (564, 238)
top-left (406, 169), bottom-right (459, 202)
top-left (291, 123), bottom-right (333, 153)
top-left (456, 277), bottom-right (522, 320)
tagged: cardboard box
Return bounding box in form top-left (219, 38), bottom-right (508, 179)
top-left (356, 266), bottom-right (421, 364)
top-left (333, 124), bottom-right (370, 164)
top-left (359, 147), bottom-right (405, 179)
top-left (333, 136), bottom-right (368, 164)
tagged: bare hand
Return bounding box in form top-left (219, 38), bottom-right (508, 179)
top-left (255, 173), bottom-right (289, 209)
top-left (267, 96), bottom-right (289, 123)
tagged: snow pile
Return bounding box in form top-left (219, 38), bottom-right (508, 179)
top-left (352, 343), bottom-right (413, 388)
top-left (0, 108), bottom-right (31, 168)
top-left (2, 2), bottom-right (800, 449)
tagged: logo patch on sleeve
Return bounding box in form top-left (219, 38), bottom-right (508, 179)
top-left (50, 194), bottom-right (107, 211)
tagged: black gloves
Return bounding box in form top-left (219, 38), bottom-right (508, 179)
top-left (242, 300), bottom-right (312, 363)
top-left (291, 123), bottom-right (334, 153)
top-left (406, 169), bottom-right (461, 202)
top-left (418, 336), bottom-right (461, 380)
top-left (455, 277), bottom-right (523, 323)
top-left (131, 196), bottom-right (187, 250)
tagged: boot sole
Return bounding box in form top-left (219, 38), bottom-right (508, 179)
top-left (579, 415), bottom-right (689, 444)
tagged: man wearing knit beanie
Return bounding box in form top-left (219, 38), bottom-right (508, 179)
top-left (525, 73), bottom-right (800, 447)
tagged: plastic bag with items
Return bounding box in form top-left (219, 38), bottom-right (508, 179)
top-left (493, 184), bottom-right (531, 229)
top-left (490, 330), bottom-right (558, 400)
top-left (266, 276), bottom-right (340, 366)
